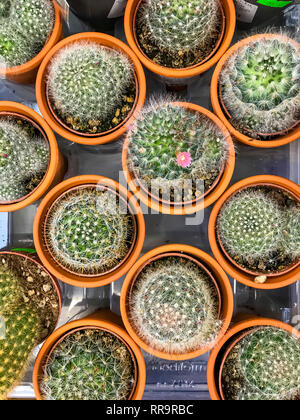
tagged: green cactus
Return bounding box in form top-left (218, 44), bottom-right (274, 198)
top-left (130, 255), bottom-right (222, 355)
top-left (220, 35), bottom-right (300, 138)
top-left (282, 207), bottom-right (300, 260)
top-left (0, 267), bottom-right (22, 314)
top-left (0, 28), bottom-right (33, 67)
top-left (40, 329), bottom-right (136, 400)
top-left (0, 117), bottom-right (50, 202)
top-left (127, 100), bottom-right (228, 204)
top-left (45, 187), bottom-right (135, 275)
top-left (221, 327), bottom-right (300, 401)
top-left (48, 42), bottom-right (135, 134)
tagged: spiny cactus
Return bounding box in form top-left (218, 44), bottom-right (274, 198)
top-left (221, 327), bottom-right (300, 401)
top-left (282, 207), bottom-right (300, 260)
top-left (137, 0), bottom-right (223, 68)
top-left (0, 267), bottom-right (22, 313)
top-left (129, 256), bottom-right (222, 354)
top-left (45, 187), bottom-right (135, 275)
top-left (48, 42), bottom-right (135, 134)
top-left (0, 308), bottom-right (41, 400)
top-left (0, 117), bottom-right (50, 202)
top-left (40, 329), bottom-right (136, 400)
top-left (0, 28), bottom-right (33, 68)
top-left (220, 34), bottom-right (300, 138)
top-left (127, 99), bottom-right (229, 204)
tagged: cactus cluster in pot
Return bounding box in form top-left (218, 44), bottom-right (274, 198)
top-left (0, 0), bottom-right (54, 67)
top-left (220, 34), bottom-right (300, 139)
top-left (221, 327), bottom-right (300, 400)
top-left (136, 0), bottom-right (224, 68)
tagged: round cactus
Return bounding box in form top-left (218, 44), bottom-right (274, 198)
top-left (40, 329), bottom-right (136, 400)
top-left (48, 42), bottom-right (135, 134)
top-left (0, 268), bottom-right (22, 314)
top-left (221, 327), bottom-right (300, 400)
top-left (220, 35), bottom-right (300, 138)
top-left (127, 100), bottom-right (228, 203)
top-left (0, 117), bottom-right (50, 202)
top-left (45, 187), bottom-right (135, 275)
top-left (129, 255), bottom-right (222, 355)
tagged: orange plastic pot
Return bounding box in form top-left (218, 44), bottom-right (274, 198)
top-left (0, 101), bottom-right (66, 213)
top-left (122, 102), bottom-right (235, 215)
top-left (121, 244), bottom-right (234, 361)
top-left (124, 0), bottom-right (236, 81)
top-left (33, 309), bottom-right (146, 400)
top-left (33, 175), bottom-right (145, 288)
top-left (36, 32), bottom-right (146, 145)
top-left (209, 175), bottom-right (300, 289)
top-left (207, 317), bottom-right (300, 400)
top-left (0, 1), bottom-right (62, 85)
top-left (211, 34), bottom-right (300, 148)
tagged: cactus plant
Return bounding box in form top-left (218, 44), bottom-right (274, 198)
top-left (40, 328), bottom-right (136, 400)
top-left (220, 34), bottom-right (300, 138)
top-left (0, 117), bottom-right (50, 202)
top-left (48, 42), bottom-right (136, 134)
top-left (282, 207), bottom-right (300, 260)
top-left (0, 28), bottom-right (33, 67)
top-left (136, 0), bottom-right (223, 68)
top-left (221, 327), bottom-right (300, 400)
top-left (45, 187), bottom-right (135, 275)
top-left (127, 99), bottom-right (229, 203)
top-left (129, 255), bottom-right (222, 354)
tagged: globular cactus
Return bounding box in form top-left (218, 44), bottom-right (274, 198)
top-left (127, 99), bottom-right (228, 203)
top-left (40, 329), bottom-right (136, 400)
top-left (130, 256), bottom-right (222, 354)
top-left (0, 268), bottom-right (22, 313)
top-left (0, 117), bottom-right (50, 202)
top-left (221, 327), bottom-right (300, 401)
top-left (45, 187), bottom-right (135, 275)
top-left (220, 35), bottom-right (300, 138)
top-left (282, 207), bottom-right (300, 260)
top-left (48, 42), bottom-right (135, 134)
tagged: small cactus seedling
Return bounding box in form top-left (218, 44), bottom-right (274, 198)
top-left (129, 255), bottom-right (222, 355)
top-left (220, 34), bottom-right (300, 138)
top-left (45, 186), bottom-right (135, 275)
top-left (221, 327), bottom-right (300, 400)
top-left (40, 328), bottom-right (136, 400)
top-left (136, 0), bottom-right (223, 68)
top-left (0, 117), bottom-right (50, 202)
top-left (0, 267), bottom-right (22, 313)
top-left (127, 99), bottom-right (229, 204)
top-left (47, 42), bottom-right (136, 134)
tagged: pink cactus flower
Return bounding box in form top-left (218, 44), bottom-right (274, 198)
top-left (177, 152), bottom-right (192, 168)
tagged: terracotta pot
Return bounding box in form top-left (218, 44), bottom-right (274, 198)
top-left (33, 309), bottom-right (146, 400)
top-left (0, 101), bottom-right (66, 213)
top-left (122, 102), bottom-right (235, 215)
top-left (121, 244), bottom-right (234, 361)
top-left (0, 250), bottom-right (62, 344)
top-left (36, 32), bottom-right (146, 145)
top-left (0, 1), bottom-right (62, 85)
top-left (207, 317), bottom-right (300, 400)
top-left (208, 175), bottom-right (300, 289)
top-left (33, 175), bottom-right (145, 288)
top-left (124, 0), bottom-right (236, 81)
top-left (211, 33), bottom-right (300, 148)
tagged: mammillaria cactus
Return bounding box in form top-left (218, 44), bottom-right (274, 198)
top-left (221, 327), bottom-right (300, 400)
top-left (44, 186), bottom-right (135, 275)
top-left (127, 99), bottom-right (228, 203)
top-left (220, 34), bottom-right (300, 138)
top-left (40, 329), bottom-right (136, 400)
top-left (136, 0), bottom-right (223, 68)
top-left (129, 255), bottom-right (222, 354)
top-left (47, 42), bottom-right (136, 134)
top-left (0, 117), bottom-right (50, 202)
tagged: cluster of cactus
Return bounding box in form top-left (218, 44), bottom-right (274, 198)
top-left (220, 35), bottom-right (300, 138)
top-left (130, 256), bottom-right (222, 354)
top-left (0, 117), bottom-right (50, 202)
top-left (45, 187), bottom-right (135, 275)
top-left (0, 0), bottom-right (54, 67)
top-left (222, 327), bottom-right (300, 400)
top-left (218, 190), bottom-right (300, 266)
top-left (127, 99), bottom-right (228, 203)
top-left (41, 329), bottom-right (136, 400)
top-left (48, 42), bottom-right (135, 134)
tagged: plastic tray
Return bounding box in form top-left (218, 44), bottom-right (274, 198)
top-left (0, 4), bottom-right (299, 400)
